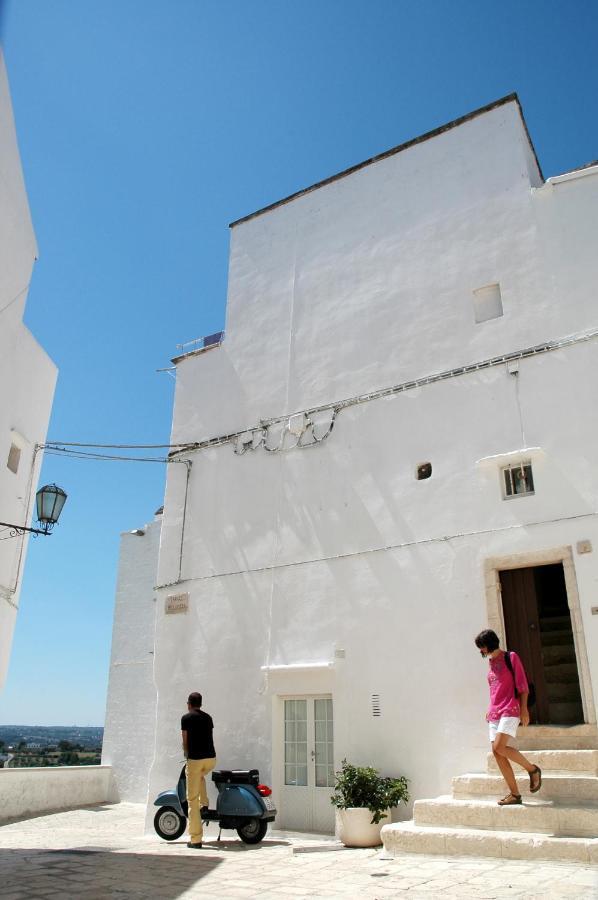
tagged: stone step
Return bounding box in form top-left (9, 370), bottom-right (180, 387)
top-left (453, 773), bottom-right (598, 805)
top-left (381, 821), bottom-right (598, 864)
top-left (547, 701), bottom-right (584, 725)
top-left (413, 796), bottom-right (598, 837)
top-left (546, 681), bottom-right (582, 702)
top-left (516, 725), bottom-right (597, 750)
top-left (541, 644), bottom-right (577, 665)
top-left (539, 615), bottom-right (572, 631)
top-left (487, 749), bottom-right (598, 775)
top-left (540, 629), bottom-right (574, 647)
top-left (544, 663), bottom-right (579, 684)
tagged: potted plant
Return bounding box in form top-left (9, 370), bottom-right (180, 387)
top-left (331, 759), bottom-right (409, 848)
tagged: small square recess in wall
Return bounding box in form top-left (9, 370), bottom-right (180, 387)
top-left (7, 443), bottom-right (20, 474)
top-left (473, 283), bottom-right (503, 323)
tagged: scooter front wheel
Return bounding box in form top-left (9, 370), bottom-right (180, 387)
top-left (237, 818), bottom-right (268, 844)
top-left (154, 807), bottom-right (186, 841)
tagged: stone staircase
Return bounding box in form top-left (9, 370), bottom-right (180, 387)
top-left (540, 615), bottom-right (583, 724)
top-left (382, 725), bottom-right (598, 864)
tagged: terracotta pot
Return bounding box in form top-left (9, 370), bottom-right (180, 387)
top-left (335, 807), bottom-right (390, 847)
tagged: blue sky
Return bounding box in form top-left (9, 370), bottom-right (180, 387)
top-left (1, 1), bottom-right (596, 726)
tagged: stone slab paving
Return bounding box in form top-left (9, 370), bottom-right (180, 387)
top-left (0, 803), bottom-right (596, 899)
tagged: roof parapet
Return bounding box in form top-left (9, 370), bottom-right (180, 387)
top-left (229, 93), bottom-right (542, 228)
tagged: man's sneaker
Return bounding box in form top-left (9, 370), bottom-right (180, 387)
top-left (187, 842), bottom-right (203, 849)
top-left (498, 793), bottom-right (522, 806)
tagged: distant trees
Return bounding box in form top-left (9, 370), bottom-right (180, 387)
top-left (58, 740), bottom-right (83, 752)
top-left (58, 750), bottom-right (80, 765)
top-left (0, 732), bottom-right (101, 768)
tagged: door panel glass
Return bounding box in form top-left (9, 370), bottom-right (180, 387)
top-left (313, 697), bottom-right (334, 787)
top-left (285, 699), bottom-right (308, 786)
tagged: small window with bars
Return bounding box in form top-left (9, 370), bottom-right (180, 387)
top-left (502, 462), bottom-right (534, 498)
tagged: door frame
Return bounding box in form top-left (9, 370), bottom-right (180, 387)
top-left (272, 692), bottom-right (335, 833)
top-left (483, 545), bottom-right (596, 725)
top-left (264, 663), bottom-right (336, 832)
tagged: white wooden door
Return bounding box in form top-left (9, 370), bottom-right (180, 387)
top-left (279, 695), bottom-right (335, 833)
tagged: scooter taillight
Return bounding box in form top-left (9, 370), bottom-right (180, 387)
top-left (257, 784), bottom-right (272, 797)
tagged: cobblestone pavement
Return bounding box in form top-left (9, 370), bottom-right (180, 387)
top-left (0, 803), bottom-right (596, 899)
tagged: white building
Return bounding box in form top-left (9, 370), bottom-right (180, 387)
top-left (101, 511), bottom-right (162, 802)
top-left (107, 94), bottom-right (598, 835)
top-left (0, 50), bottom-right (58, 691)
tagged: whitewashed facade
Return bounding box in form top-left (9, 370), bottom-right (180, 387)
top-left (101, 513), bottom-right (161, 802)
top-left (109, 94), bottom-right (597, 833)
top-left (0, 51), bottom-right (57, 691)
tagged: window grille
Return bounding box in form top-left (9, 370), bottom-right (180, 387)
top-left (502, 462), bottom-right (534, 498)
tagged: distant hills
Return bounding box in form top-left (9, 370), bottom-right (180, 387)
top-left (0, 725), bottom-right (103, 749)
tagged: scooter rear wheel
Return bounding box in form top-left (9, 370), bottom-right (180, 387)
top-left (237, 818), bottom-right (268, 844)
top-left (154, 807), bottom-right (186, 841)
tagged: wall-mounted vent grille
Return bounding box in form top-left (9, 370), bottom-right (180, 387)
top-left (371, 694), bottom-right (381, 717)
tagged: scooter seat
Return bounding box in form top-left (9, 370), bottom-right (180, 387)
top-left (212, 768), bottom-right (259, 785)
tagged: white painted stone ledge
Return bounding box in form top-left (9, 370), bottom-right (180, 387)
top-left (0, 765), bottom-right (118, 824)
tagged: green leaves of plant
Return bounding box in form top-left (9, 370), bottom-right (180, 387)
top-left (330, 759), bottom-right (409, 825)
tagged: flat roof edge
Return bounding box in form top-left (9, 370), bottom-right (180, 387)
top-left (171, 342), bottom-right (222, 365)
top-left (230, 92), bottom-right (541, 228)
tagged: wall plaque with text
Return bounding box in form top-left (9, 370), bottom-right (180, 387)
top-left (165, 592), bottom-right (189, 615)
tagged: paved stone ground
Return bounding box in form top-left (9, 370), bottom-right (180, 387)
top-left (0, 803), bottom-right (596, 899)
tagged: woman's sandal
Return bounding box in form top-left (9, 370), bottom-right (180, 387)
top-left (529, 765), bottom-right (542, 793)
top-left (498, 793), bottom-right (522, 806)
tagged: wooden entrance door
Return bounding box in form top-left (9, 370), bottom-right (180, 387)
top-left (499, 568), bottom-right (549, 723)
top-left (499, 564), bottom-right (584, 725)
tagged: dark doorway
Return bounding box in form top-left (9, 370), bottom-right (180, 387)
top-left (499, 563), bottom-right (584, 725)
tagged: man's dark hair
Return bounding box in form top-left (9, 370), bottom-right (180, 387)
top-left (474, 629), bottom-right (500, 651)
top-left (187, 692), bottom-right (203, 708)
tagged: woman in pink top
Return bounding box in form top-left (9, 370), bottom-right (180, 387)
top-left (475, 629), bottom-right (542, 806)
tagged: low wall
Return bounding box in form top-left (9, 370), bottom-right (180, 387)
top-left (0, 765), bottom-right (118, 823)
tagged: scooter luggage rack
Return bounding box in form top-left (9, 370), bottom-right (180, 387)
top-left (211, 768), bottom-right (259, 786)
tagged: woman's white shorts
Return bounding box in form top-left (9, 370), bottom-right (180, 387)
top-left (488, 716), bottom-right (520, 747)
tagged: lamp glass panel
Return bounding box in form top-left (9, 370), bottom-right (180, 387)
top-left (36, 486), bottom-right (67, 523)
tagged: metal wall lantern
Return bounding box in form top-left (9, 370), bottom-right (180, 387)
top-left (0, 483), bottom-right (68, 538)
top-left (35, 483), bottom-right (68, 533)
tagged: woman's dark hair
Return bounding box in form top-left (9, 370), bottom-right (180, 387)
top-left (474, 629), bottom-right (500, 651)
top-left (187, 692), bottom-right (203, 708)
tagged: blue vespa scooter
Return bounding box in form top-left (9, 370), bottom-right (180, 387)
top-left (153, 766), bottom-right (277, 844)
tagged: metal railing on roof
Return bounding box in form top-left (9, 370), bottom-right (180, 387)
top-left (175, 330), bottom-right (224, 355)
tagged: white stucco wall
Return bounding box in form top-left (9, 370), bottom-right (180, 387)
top-left (0, 766), bottom-right (117, 824)
top-left (101, 515), bottom-right (161, 802)
top-left (143, 97), bottom-right (598, 831)
top-left (0, 50), bottom-right (57, 691)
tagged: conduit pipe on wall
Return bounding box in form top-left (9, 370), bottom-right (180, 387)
top-left (0, 443), bottom-right (42, 602)
top-left (154, 508), bottom-right (598, 591)
top-left (167, 325), bottom-right (598, 461)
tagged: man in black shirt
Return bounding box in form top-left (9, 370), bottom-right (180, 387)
top-left (181, 691), bottom-right (216, 849)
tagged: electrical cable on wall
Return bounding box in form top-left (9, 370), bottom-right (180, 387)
top-left (40, 323), bottom-right (598, 468)
top-left (162, 324), bottom-right (598, 461)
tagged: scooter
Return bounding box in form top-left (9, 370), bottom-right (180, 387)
top-left (153, 766), bottom-right (277, 845)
